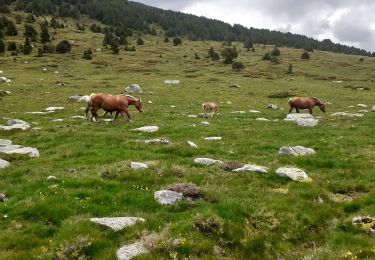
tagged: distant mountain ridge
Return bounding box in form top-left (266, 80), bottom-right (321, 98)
top-left (3, 0), bottom-right (373, 56)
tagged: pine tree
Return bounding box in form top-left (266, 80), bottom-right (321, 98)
top-left (24, 24), bottom-right (38, 42)
top-left (0, 39), bottom-right (5, 53)
top-left (23, 37), bottom-right (32, 55)
top-left (40, 23), bottom-right (50, 44)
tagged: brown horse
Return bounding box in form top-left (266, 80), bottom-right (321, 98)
top-left (202, 102), bottom-right (218, 117)
top-left (86, 94), bottom-right (143, 122)
top-left (288, 97), bottom-right (325, 114)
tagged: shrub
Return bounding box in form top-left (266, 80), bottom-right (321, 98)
top-left (194, 53), bottom-right (200, 59)
top-left (36, 48), bottom-right (43, 57)
top-left (56, 40), bottom-right (71, 53)
top-left (262, 52), bottom-right (271, 60)
top-left (5, 21), bottom-right (17, 36)
top-left (26, 14), bottom-right (36, 23)
top-left (173, 37), bottom-right (182, 46)
top-left (7, 42), bottom-right (17, 52)
top-left (136, 37), bottom-right (144, 45)
top-left (22, 37), bottom-right (32, 55)
top-left (208, 47), bottom-right (220, 61)
top-left (271, 56), bottom-right (280, 64)
top-left (194, 214), bottom-right (224, 236)
top-left (24, 24), bottom-right (38, 42)
top-left (221, 47), bottom-right (238, 64)
top-left (0, 5), bottom-right (10, 13)
top-left (124, 45), bottom-right (136, 51)
top-left (82, 49), bottom-right (92, 60)
top-left (287, 63), bottom-right (293, 74)
top-left (359, 57), bottom-right (364, 61)
top-left (0, 39), bottom-right (4, 53)
top-left (301, 51), bottom-right (310, 60)
top-left (165, 183), bottom-right (203, 200)
top-left (271, 47), bottom-right (280, 56)
top-left (15, 15), bottom-right (23, 24)
top-left (164, 37), bottom-right (169, 43)
top-left (232, 61), bottom-right (245, 71)
top-left (40, 23), bottom-right (50, 44)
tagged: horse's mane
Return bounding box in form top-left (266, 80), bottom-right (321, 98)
top-left (119, 94), bottom-right (140, 100)
top-left (312, 97), bottom-right (323, 104)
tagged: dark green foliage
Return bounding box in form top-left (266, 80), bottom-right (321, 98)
top-left (194, 53), bottom-right (200, 60)
top-left (271, 47), bottom-right (280, 56)
top-left (301, 51), bottom-right (310, 60)
top-left (359, 57), bottom-right (364, 61)
top-left (40, 22), bottom-right (50, 44)
top-left (0, 38), bottom-right (4, 53)
top-left (22, 37), bottom-right (32, 55)
top-left (7, 41), bottom-right (17, 51)
top-left (271, 56), bottom-right (280, 64)
top-left (244, 39), bottom-right (253, 51)
top-left (221, 47), bottom-right (238, 64)
top-left (89, 23), bottom-right (102, 33)
top-left (36, 47), bottom-right (43, 57)
top-left (58, 3), bottom-right (80, 19)
top-left (124, 45), bottom-right (136, 51)
top-left (110, 38), bottom-right (119, 54)
top-left (118, 35), bottom-right (127, 45)
top-left (82, 49), bottom-right (92, 60)
top-left (287, 63), bottom-right (293, 74)
top-left (343, 203), bottom-right (361, 213)
top-left (26, 14), bottom-right (36, 23)
top-left (15, 14), bottom-right (23, 24)
top-left (164, 37), bottom-right (169, 43)
top-left (173, 37), bottom-right (182, 46)
top-left (76, 23), bottom-right (85, 31)
top-left (56, 40), bottom-right (71, 53)
top-left (262, 52), bottom-right (271, 60)
top-left (136, 37), bottom-right (144, 45)
top-left (24, 24), bottom-right (37, 42)
top-left (232, 61), bottom-right (245, 71)
top-left (208, 47), bottom-right (220, 61)
top-left (4, 19), bottom-right (17, 36)
top-left (0, 5), bottom-right (10, 13)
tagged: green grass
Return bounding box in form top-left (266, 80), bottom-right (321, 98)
top-left (1, 11), bottom-right (375, 259)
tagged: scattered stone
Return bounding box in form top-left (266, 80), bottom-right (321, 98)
top-left (125, 84), bottom-right (143, 94)
top-left (0, 159), bottom-right (10, 169)
top-left (201, 121), bottom-right (210, 125)
top-left (130, 162), bottom-right (148, 170)
top-left (357, 104), bottom-right (367, 108)
top-left (278, 146), bottom-right (316, 157)
top-left (0, 193), bottom-right (7, 202)
top-left (228, 84), bottom-right (241, 88)
top-left (47, 175), bottom-right (57, 180)
top-left (45, 107), bottom-right (64, 111)
top-left (332, 80), bottom-right (342, 83)
top-left (154, 190), bottom-right (183, 205)
top-left (358, 110), bottom-right (368, 113)
top-left (170, 105), bottom-right (176, 108)
top-left (267, 104), bottom-right (278, 110)
top-left (331, 112), bottom-right (364, 118)
top-left (352, 216), bottom-right (375, 233)
top-left (372, 105), bottom-right (375, 112)
top-left (165, 183), bottom-right (203, 200)
top-left (348, 105), bottom-right (355, 108)
top-left (233, 164), bottom-right (269, 174)
top-left (68, 95), bottom-right (82, 101)
top-left (164, 80), bottom-right (180, 85)
top-left (6, 119), bottom-right (29, 126)
top-left (204, 137), bottom-right (222, 141)
top-left (256, 118), bottom-right (270, 122)
top-left (230, 111), bottom-right (246, 114)
top-left (71, 115), bottom-right (87, 120)
top-left (187, 141), bottom-right (198, 148)
top-left (148, 101), bottom-right (152, 104)
top-left (275, 167), bottom-right (308, 182)
top-left (194, 158), bottom-right (223, 166)
top-left (284, 113), bottom-right (319, 127)
top-left (132, 126), bottom-right (159, 133)
top-left (249, 110), bottom-right (260, 113)
top-left (0, 77), bottom-right (11, 83)
top-left (90, 217), bottom-right (145, 231)
top-left (0, 119), bottom-right (31, 131)
top-left (117, 241), bottom-right (149, 260)
top-left (26, 111), bottom-right (53, 115)
top-left (0, 139), bottom-right (40, 157)
top-left (144, 138), bottom-right (170, 145)
top-left (187, 115), bottom-right (197, 118)
top-left (52, 119), bottom-right (64, 122)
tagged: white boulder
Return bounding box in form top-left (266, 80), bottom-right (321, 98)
top-left (117, 241), bottom-right (149, 260)
top-left (45, 107), bottom-right (65, 111)
top-left (204, 137), bottom-right (222, 141)
top-left (125, 84), bottom-right (143, 94)
top-left (278, 146), bottom-right (316, 156)
top-left (0, 159), bottom-right (10, 169)
top-left (275, 167), bottom-right (309, 182)
top-left (132, 126), bottom-right (159, 133)
top-left (130, 162), bottom-right (148, 170)
top-left (154, 190), bottom-right (183, 205)
top-left (187, 141), bottom-right (198, 148)
top-left (331, 112), bottom-right (364, 118)
top-left (90, 217), bottom-right (145, 231)
top-left (194, 158), bottom-right (223, 166)
top-left (233, 164), bottom-right (269, 174)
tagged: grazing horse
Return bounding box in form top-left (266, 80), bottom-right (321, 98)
top-left (202, 102), bottom-right (218, 117)
top-left (86, 94), bottom-right (143, 122)
top-left (288, 97), bottom-right (326, 114)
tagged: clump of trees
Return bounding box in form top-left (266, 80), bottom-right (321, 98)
top-left (301, 51), bottom-right (310, 60)
top-left (82, 49), bottom-right (93, 60)
top-left (232, 61), bottom-right (245, 71)
top-left (24, 24), bottom-right (38, 42)
top-left (56, 40), bottom-right (71, 53)
top-left (137, 37), bottom-right (144, 45)
top-left (173, 37), bottom-right (182, 46)
top-left (208, 47), bottom-right (220, 61)
top-left (0, 16), bottom-right (18, 36)
top-left (221, 47), bottom-right (238, 64)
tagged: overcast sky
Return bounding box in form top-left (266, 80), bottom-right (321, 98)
top-left (132, 0), bottom-right (375, 52)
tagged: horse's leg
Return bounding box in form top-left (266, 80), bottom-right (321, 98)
top-left (309, 108), bottom-right (313, 115)
top-left (289, 106), bottom-right (293, 113)
top-left (91, 107), bottom-right (98, 122)
top-left (296, 107), bottom-right (300, 113)
top-left (113, 111), bottom-right (120, 122)
top-left (122, 107), bottom-right (132, 122)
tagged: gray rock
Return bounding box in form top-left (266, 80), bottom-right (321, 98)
top-left (284, 113), bottom-right (319, 127)
top-left (0, 141), bottom-right (40, 157)
top-left (331, 112), bottom-right (364, 117)
top-left (256, 118), bottom-right (270, 122)
top-left (52, 119), bottom-right (64, 122)
top-left (372, 105), bottom-right (375, 112)
top-left (249, 110), bottom-right (260, 113)
top-left (267, 104), bottom-right (278, 110)
top-left (201, 121), bottom-right (210, 125)
top-left (164, 80), bottom-right (180, 85)
top-left (117, 241), bottom-right (149, 260)
top-left (0, 76), bottom-right (11, 83)
top-left (154, 190), bottom-right (183, 205)
top-left (230, 111), bottom-right (246, 114)
top-left (233, 164), bottom-right (269, 174)
top-left (0, 159), bottom-right (10, 169)
top-left (187, 141), bottom-right (198, 148)
top-left (68, 95), bottom-right (82, 101)
top-left (357, 104), bottom-right (367, 108)
top-left (71, 115), bottom-right (87, 120)
top-left (6, 119), bottom-right (29, 127)
top-left (47, 175), bottom-right (57, 180)
top-left (0, 193), bottom-right (7, 202)
top-left (204, 137), bottom-right (222, 141)
top-left (130, 162), bottom-right (148, 170)
top-left (275, 167), bottom-right (309, 182)
top-left (45, 107), bottom-right (65, 111)
top-left (132, 126), bottom-right (159, 133)
top-left (144, 138), bottom-right (170, 145)
top-left (194, 158), bottom-right (223, 166)
top-left (125, 84), bottom-right (143, 94)
top-left (90, 217), bottom-right (145, 231)
top-left (278, 146), bottom-right (316, 156)
top-left (187, 114), bottom-right (197, 118)
top-left (26, 111), bottom-right (53, 115)
top-left (228, 84), bottom-right (241, 88)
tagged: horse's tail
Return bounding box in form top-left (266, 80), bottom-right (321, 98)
top-left (85, 100), bottom-right (93, 118)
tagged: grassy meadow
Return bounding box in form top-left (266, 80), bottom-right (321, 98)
top-left (1, 12), bottom-right (375, 259)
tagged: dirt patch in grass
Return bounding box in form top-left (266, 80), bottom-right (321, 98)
top-left (220, 162), bottom-right (244, 172)
top-left (166, 183), bottom-right (203, 200)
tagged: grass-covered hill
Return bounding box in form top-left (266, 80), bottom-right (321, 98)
top-left (3, 0), bottom-right (374, 56)
top-left (0, 8), bottom-right (375, 260)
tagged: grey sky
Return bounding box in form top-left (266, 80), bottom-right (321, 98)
top-left (133, 0), bottom-right (375, 52)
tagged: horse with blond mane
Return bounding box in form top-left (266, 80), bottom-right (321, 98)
top-left (86, 93), bottom-right (143, 122)
top-left (288, 97), bottom-right (325, 115)
top-left (202, 102), bottom-right (218, 118)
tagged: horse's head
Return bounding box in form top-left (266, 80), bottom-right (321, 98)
top-left (135, 98), bottom-right (144, 113)
top-left (319, 102), bottom-right (326, 113)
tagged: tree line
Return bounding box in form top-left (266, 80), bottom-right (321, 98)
top-left (3, 0), bottom-right (374, 56)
